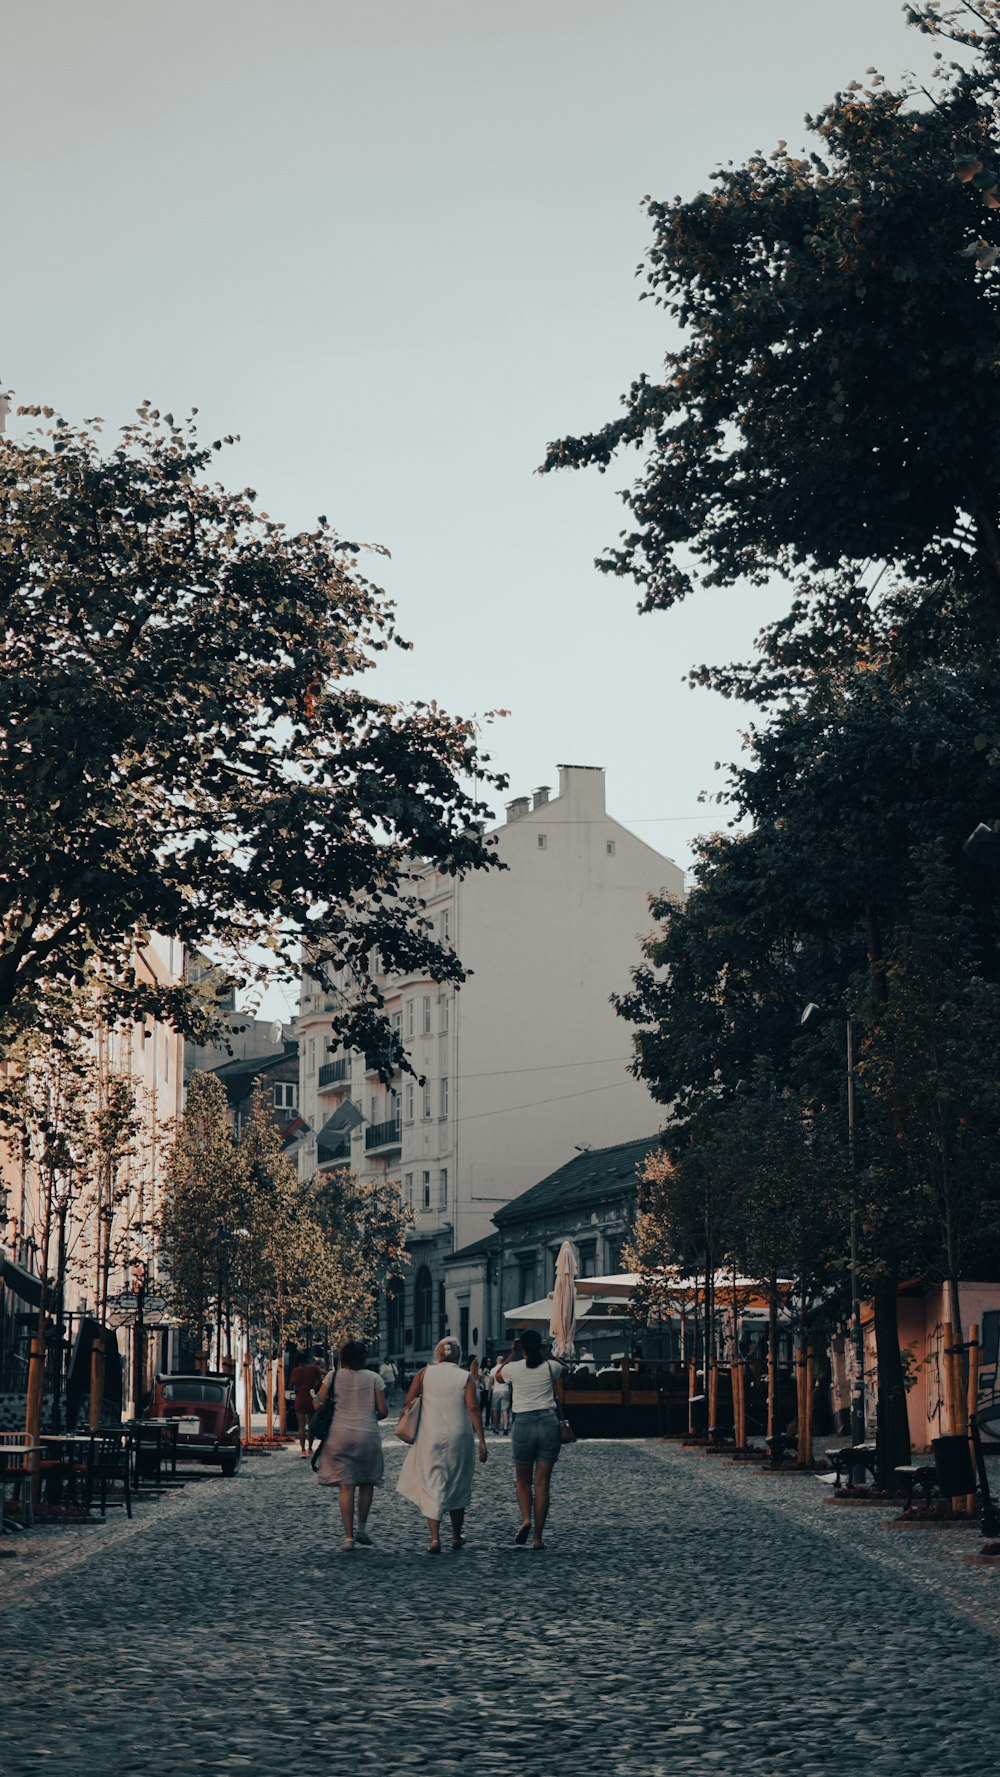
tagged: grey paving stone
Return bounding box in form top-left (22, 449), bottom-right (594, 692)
top-left (2, 1435), bottom-right (999, 1774)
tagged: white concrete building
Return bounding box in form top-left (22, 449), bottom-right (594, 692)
top-left (296, 764), bottom-right (684, 1368)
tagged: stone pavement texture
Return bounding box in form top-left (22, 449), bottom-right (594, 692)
top-left (3, 1434), bottom-right (1000, 1776)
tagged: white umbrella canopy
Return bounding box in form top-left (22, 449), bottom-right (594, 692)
top-left (549, 1240), bottom-right (579, 1359)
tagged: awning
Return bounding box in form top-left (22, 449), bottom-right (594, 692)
top-left (1, 1255), bottom-right (52, 1309)
top-left (504, 1296), bottom-right (626, 1327)
top-left (317, 1100), bottom-right (362, 1162)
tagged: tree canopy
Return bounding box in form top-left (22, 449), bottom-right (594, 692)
top-left (541, 2), bottom-right (1000, 666)
top-left (0, 404), bottom-right (504, 1052)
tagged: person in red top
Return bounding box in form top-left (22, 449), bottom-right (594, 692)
top-left (287, 1352), bottom-right (326, 1458)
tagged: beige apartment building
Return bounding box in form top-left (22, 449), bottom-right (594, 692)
top-left (296, 764), bottom-right (684, 1370)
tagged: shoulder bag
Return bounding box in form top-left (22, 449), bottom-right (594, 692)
top-left (395, 1394), bottom-right (422, 1445)
top-left (308, 1373), bottom-right (336, 1470)
top-left (552, 1363), bottom-right (576, 1444)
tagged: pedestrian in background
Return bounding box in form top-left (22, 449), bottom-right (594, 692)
top-left (494, 1329), bottom-right (565, 1549)
top-left (396, 1335), bottom-right (487, 1553)
top-left (314, 1339), bottom-right (388, 1550)
top-left (287, 1349), bottom-right (326, 1460)
top-left (491, 1364), bottom-right (511, 1436)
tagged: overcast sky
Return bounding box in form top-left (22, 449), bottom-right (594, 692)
top-left (5, 2), bottom-right (938, 1014)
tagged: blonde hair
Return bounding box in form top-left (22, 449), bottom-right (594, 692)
top-left (434, 1336), bottom-right (461, 1364)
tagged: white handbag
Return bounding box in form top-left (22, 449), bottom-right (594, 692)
top-left (395, 1397), bottom-right (422, 1444)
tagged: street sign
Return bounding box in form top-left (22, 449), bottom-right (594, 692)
top-left (106, 1291), bottom-right (171, 1327)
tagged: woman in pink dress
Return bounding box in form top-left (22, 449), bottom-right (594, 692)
top-left (314, 1340), bottom-right (388, 1550)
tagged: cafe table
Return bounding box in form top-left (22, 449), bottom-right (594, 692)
top-left (38, 1432), bottom-right (95, 1508)
top-left (0, 1442), bottom-right (40, 1531)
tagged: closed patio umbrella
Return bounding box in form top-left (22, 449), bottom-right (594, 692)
top-left (549, 1240), bottom-right (578, 1359)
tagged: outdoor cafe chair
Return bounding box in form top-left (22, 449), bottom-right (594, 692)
top-left (0, 1431), bottom-right (41, 1530)
top-left (86, 1430), bottom-right (132, 1520)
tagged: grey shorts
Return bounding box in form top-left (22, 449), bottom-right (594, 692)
top-left (511, 1409), bottom-right (561, 1466)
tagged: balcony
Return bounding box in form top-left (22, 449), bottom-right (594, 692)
top-left (318, 1058), bottom-right (350, 1091)
top-left (365, 1117), bottom-right (402, 1153)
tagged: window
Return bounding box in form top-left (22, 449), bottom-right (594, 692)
top-left (422, 995), bottom-right (432, 1034)
top-left (273, 1082), bottom-right (298, 1110)
top-left (370, 1096), bottom-right (378, 1125)
top-left (440, 1077), bottom-right (449, 1117)
top-left (441, 908), bottom-right (451, 942)
top-left (422, 1082), bottom-right (432, 1119)
top-left (518, 1256), bottom-right (537, 1304)
top-left (386, 1276), bottom-right (405, 1355)
top-left (163, 1031), bottom-right (170, 1082)
top-left (391, 1010), bottom-right (402, 1039)
top-left (579, 1243), bottom-right (598, 1279)
top-left (606, 840), bottom-right (616, 856)
top-left (537, 833), bottom-right (547, 849)
top-left (439, 1282), bottom-right (447, 1341)
top-left (439, 1167), bottom-right (448, 1209)
top-left (422, 1170), bottom-right (431, 1210)
top-left (440, 996), bottom-right (449, 1034)
top-left (407, 1000), bottom-right (415, 1038)
top-left (404, 1172), bottom-right (414, 1207)
top-left (414, 1266), bottom-right (433, 1350)
top-left (308, 1038), bottom-right (316, 1073)
top-left (460, 1304), bottom-right (469, 1356)
top-left (405, 1083), bottom-right (415, 1121)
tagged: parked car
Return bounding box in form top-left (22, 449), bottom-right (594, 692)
top-left (146, 1373), bottom-right (242, 1476)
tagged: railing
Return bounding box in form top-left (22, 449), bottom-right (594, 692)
top-left (365, 1117), bottom-right (401, 1152)
top-left (318, 1059), bottom-right (350, 1089)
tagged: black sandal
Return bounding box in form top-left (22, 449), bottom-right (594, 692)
top-left (514, 1522), bottom-right (531, 1545)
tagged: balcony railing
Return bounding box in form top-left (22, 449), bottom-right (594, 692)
top-left (318, 1058), bottom-right (350, 1090)
top-left (365, 1117), bottom-right (402, 1152)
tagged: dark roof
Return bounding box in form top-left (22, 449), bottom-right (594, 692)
top-left (493, 1135), bottom-right (661, 1229)
top-left (444, 1232), bottom-right (499, 1268)
top-left (209, 1042), bottom-right (298, 1085)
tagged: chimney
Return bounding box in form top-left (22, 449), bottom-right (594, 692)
top-left (505, 796), bottom-right (531, 823)
top-left (533, 786), bottom-right (551, 809)
top-left (557, 763), bottom-right (606, 813)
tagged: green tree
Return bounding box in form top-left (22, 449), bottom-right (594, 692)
top-left (158, 1071), bottom-right (246, 1359)
top-left (541, 2), bottom-right (1000, 666)
top-left (305, 1165), bottom-right (412, 1348)
top-left (0, 403), bottom-right (503, 1055)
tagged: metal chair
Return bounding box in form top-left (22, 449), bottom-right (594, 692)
top-left (86, 1430), bottom-right (132, 1519)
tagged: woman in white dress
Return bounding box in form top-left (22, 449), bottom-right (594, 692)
top-left (396, 1336), bottom-right (487, 1553)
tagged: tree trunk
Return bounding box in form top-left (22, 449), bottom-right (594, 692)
top-left (873, 1270), bottom-right (910, 1486)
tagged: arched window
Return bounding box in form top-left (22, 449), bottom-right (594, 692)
top-left (386, 1276), bottom-right (405, 1357)
top-left (414, 1266), bottom-right (433, 1353)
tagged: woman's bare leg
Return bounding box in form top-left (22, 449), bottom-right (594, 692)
top-left (338, 1484), bottom-right (355, 1540)
top-left (425, 1515), bottom-right (441, 1550)
top-left (514, 1461), bottom-right (533, 1533)
top-left (532, 1460), bottom-right (554, 1546)
top-left (449, 1507), bottom-right (465, 1546)
top-left (356, 1483), bottom-right (374, 1528)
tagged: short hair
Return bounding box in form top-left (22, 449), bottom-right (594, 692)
top-left (434, 1336), bottom-right (461, 1364)
top-left (340, 1339), bottom-right (367, 1372)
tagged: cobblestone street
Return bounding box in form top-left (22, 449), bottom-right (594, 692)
top-left (4, 1435), bottom-right (1000, 1776)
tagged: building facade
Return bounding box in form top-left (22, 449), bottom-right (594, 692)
top-left (296, 763), bottom-right (682, 1371)
top-left (443, 1134), bottom-right (657, 1364)
top-left (0, 934), bottom-right (186, 1418)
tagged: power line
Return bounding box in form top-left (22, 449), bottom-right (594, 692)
top-left (451, 1077), bottom-right (630, 1125)
top-left (455, 1054), bottom-right (632, 1082)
